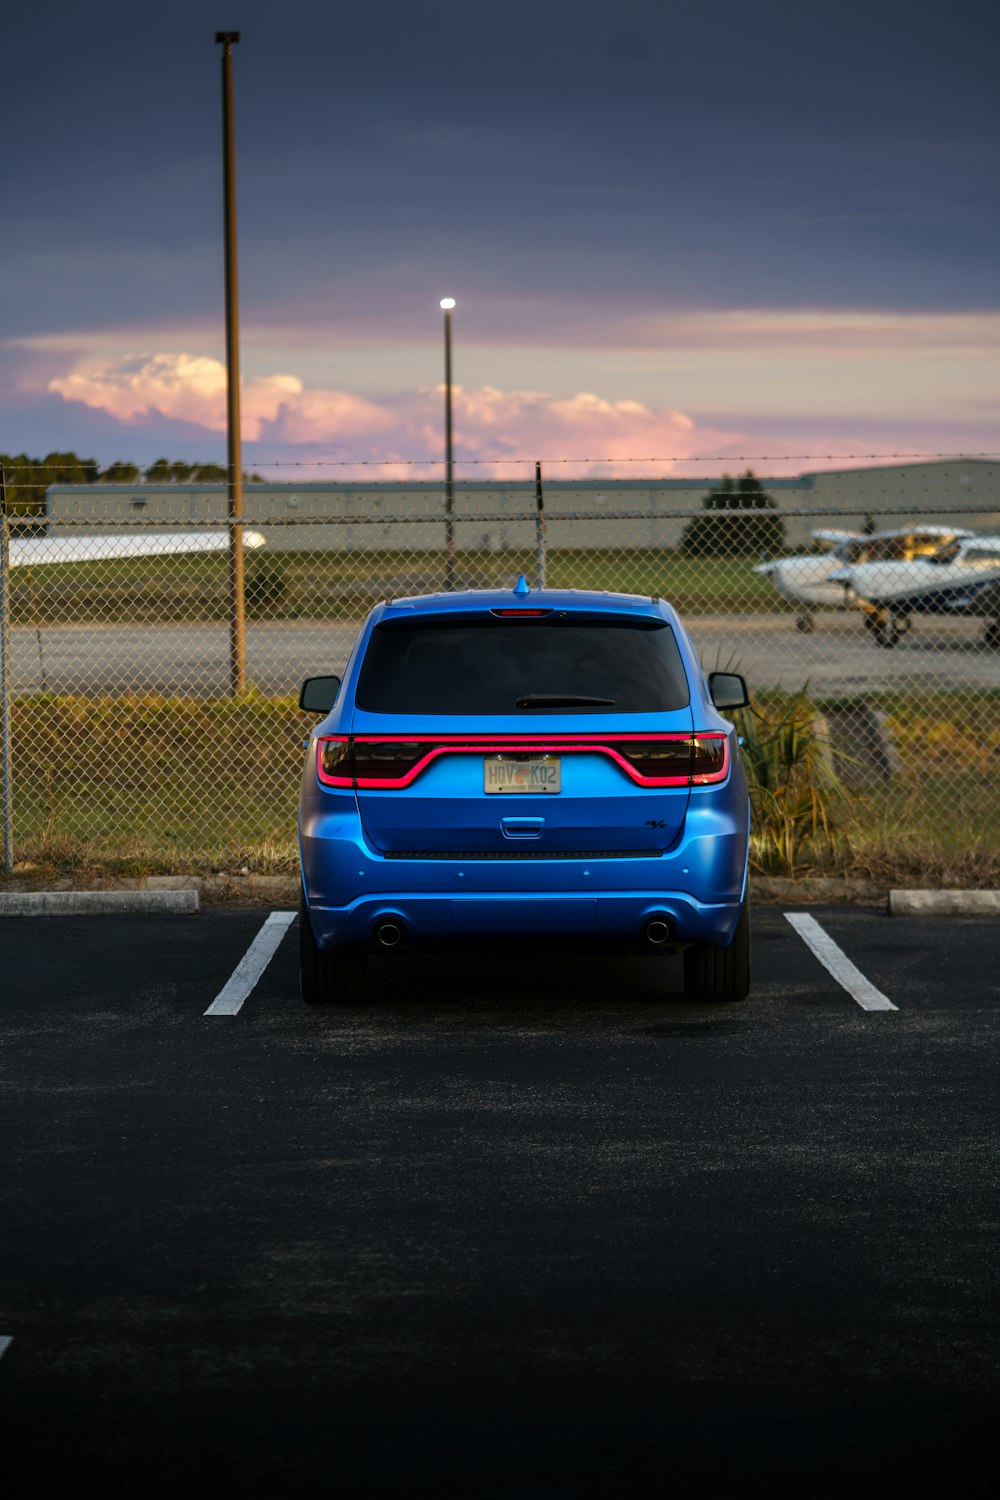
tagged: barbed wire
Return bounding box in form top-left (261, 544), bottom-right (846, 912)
top-left (8, 503), bottom-right (1000, 529)
top-left (247, 451), bottom-right (1000, 467)
top-left (4, 451), bottom-right (1000, 476)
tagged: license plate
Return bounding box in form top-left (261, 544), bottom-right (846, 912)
top-left (484, 755), bottom-right (561, 794)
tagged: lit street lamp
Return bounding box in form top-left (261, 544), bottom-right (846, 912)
top-left (440, 298), bottom-right (456, 590)
top-left (216, 30), bottom-right (246, 696)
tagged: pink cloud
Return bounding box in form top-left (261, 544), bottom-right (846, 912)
top-left (390, 386), bottom-right (711, 475)
top-left (49, 353), bottom-right (393, 443)
top-left (48, 352), bottom-right (737, 475)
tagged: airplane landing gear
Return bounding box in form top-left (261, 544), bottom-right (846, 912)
top-left (795, 611), bottom-right (816, 634)
top-left (866, 607), bottom-right (910, 649)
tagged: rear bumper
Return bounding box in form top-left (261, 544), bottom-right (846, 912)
top-left (305, 887), bottom-right (742, 947)
top-left (300, 796), bottom-right (748, 950)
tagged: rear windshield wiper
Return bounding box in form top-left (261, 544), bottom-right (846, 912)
top-left (516, 693), bottom-right (616, 709)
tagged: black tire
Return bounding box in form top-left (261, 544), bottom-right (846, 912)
top-left (795, 613), bottom-right (815, 635)
top-left (683, 898), bottom-right (751, 1003)
top-left (298, 891), bottom-right (367, 1004)
top-left (983, 619), bottom-right (1000, 650)
top-left (870, 610), bottom-right (900, 649)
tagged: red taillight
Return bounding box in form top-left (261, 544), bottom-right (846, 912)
top-left (489, 608), bottom-right (553, 617)
top-left (607, 738), bottom-right (694, 782)
top-left (690, 735), bottom-right (729, 784)
top-left (316, 736), bottom-right (352, 787)
top-left (316, 732), bottom-right (729, 789)
top-left (316, 736), bottom-right (441, 789)
top-left (602, 734), bottom-right (728, 786)
top-left (350, 740), bottom-right (437, 786)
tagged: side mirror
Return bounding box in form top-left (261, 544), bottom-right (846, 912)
top-left (708, 671), bottom-right (749, 711)
top-left (299, 675), bottom-right (341, 714)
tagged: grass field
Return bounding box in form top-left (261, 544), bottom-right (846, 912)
top-left (10, 548), bottom-right (787, 623)
top-left (739, 686), bottom-right (1000, 884)
top-left (6, 687), bottom-right (999, 886)
top-left (9, 693), bottom-right (304, 875)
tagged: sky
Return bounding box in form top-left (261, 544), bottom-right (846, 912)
top-left (3, 0), bottom-right (999, 479)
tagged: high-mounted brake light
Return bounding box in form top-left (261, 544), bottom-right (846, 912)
top-left (489, 608), bottom-right (553, 617)
top-left (316, 732), bottom-right (729, 790)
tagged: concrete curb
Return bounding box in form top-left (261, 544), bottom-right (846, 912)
top-left (889, 889), bottom-right (1000, 917)
top-left (0, 890), bottom-right (200, 916)
top-left (1, 880), bottom-right (996, 918)
top-left (0, 875), bottom-right (298, 908)
top-left (200, 876), bottom-right (298, 904)
top-left (750, 875), bottom-right (886, 903)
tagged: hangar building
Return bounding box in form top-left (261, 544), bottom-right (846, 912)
top-left (45, 458), bottom-right (1000, 553)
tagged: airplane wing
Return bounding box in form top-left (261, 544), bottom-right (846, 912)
top-left (811, 529), bottom-right (863, 547)
top-left (9, 530), bottom-right (266, 567)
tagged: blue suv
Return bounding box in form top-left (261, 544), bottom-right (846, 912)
top-left (297, 580), bottom-right (751, 1004)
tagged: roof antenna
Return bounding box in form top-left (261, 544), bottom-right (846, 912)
top-left (513, 574), bottom-right (530, 596)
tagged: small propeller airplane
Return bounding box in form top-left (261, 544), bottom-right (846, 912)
top-left (754, 526), bottom-right (975, 634)
top-left (827, 533), bottom-right (1000, 649)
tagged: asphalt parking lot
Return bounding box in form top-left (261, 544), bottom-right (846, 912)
top-left (12, 611), bottom-right (1000, 696)
top-left (2, 906), bottom-right (999, 1497)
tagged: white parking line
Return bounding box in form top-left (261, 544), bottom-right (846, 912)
top-left (0, 1336), bottom-right (12, 1362)
top-left (784, 912), bottom-right (898, 1012)
top-left (204, 910), bottom-right (297, 1016)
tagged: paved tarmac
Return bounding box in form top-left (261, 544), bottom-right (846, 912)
top-left (1, 906), bottom-right (998, 1496)
top-left (10, 611), bottom-right (1000, 697)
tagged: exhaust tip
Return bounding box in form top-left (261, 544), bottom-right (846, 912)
top-left (643, 917), bottom-right (672, 948)
top-left (375, 920), bottom-right (403, 949)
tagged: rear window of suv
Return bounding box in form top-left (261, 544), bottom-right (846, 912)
top-left (355, 614), bottom-right (691, 715)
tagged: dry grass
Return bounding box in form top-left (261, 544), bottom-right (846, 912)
top-left (735, 686), bottom-right (1000, 884)
top-left (4, 688), bottom-right (999, 889)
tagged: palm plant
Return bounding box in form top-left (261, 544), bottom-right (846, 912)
top-left (736, 689), bottom-right (844, 873)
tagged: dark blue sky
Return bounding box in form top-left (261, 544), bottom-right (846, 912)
top-left (3, 0), bottom-right (999, 470)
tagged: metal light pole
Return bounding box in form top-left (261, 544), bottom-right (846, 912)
top-left (440, 298), bottom-right (456, 590)
top-left (216, 30), bottom-right (246, 697)
top-left (0, 466), bottom-right (13, 872)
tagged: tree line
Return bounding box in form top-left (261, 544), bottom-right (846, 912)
top-left (0, 452), bottom-right (260, 515)
top-left (2, 450), bottom-right (786, 556)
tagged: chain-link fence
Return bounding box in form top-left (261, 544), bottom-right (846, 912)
top-left (2, 467), bottom-right (999, 883)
